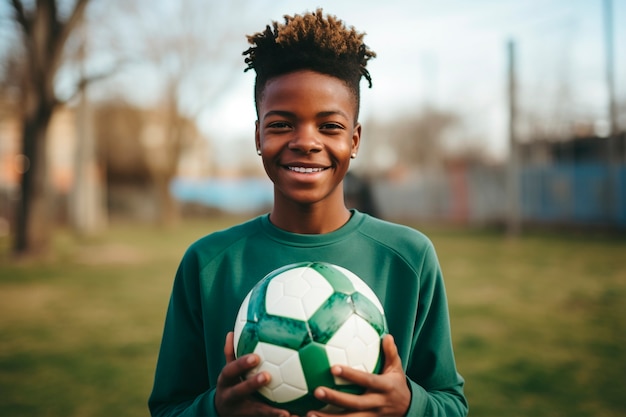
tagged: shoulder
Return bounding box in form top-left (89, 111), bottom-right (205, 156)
top-left (183, 215), bottom-right (264, 263)
top-left (354, 213), bottom-right (439, 273)
top-left (357, 214), bottom-right (435, 253)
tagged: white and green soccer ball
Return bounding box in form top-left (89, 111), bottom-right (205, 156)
top-left (233, 261), bottom-right (388, 415)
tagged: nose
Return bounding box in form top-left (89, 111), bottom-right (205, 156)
top-left (288, 124), bottom-right (322, 154)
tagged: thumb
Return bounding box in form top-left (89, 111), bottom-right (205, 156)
top-left (382, 334), bottom-right (403, 371)
top-left (224, 331), bottom-right (236, 363)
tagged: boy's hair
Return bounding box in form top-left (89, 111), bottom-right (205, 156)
top-left (243, 9), bottom-right (376, 120)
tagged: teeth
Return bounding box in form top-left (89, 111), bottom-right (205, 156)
top-left (289, 166), bottom-right (324, 173)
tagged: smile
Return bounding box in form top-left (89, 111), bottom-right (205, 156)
top-left (287, 166), bottom-right (327, 173)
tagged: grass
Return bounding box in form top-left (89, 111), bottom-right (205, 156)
top-left (1, 217), bottom-right (625, 417)
top-left (433, 227), bottom-right (626, 417)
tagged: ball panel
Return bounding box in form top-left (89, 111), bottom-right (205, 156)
top-left (268, 383), bottom-right (308, 405)
top-left (246, 276), bottom-right (271, 321)
top-left (299, 266), bottom-right (335, 319)
top-left (334, 265), bottom-right (385, 314)
top-left (278, 354), bottom-right (309, 393)
top-left (308, 292), bottom-right (354, 344)
top-left (233, 291), bottom-right (251, 352)
top-left (252, 343), bottom-right (307, 403)
top-left (236, 322), bottom-right (259, 359)
top-left (325, 315), bottom-right (382, 385)
top-left (265, 267), bottom-right (308, 320)
top-left (265, 266), bottom-right (334, 320)
top-left (352, 292), bottom-right (388, 335)
top-left (266, 290), bottom-right (307, 321)
top-left (256, 361), bottom-right (281, 401)
top-left (276, 267), bottom-right (312, 298)
top-left (257, 314), bottom-right (310, 350)
top-left (310, 262), bottom-right (355, 295)
top-left (338, 316), bottom-right (381, 372)
top-left (298, 342), bottom-right (334, 392)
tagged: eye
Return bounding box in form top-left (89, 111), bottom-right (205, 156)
top-left (320, 122), bottom-right (345, 132)
top-left (266, 121), bottom-right (291, 131)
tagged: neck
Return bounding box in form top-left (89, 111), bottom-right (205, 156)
top-left (269, 202), bottom-right (352, 234)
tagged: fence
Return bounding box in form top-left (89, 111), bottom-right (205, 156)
top-left (369, 163), bottom-right (626, 230)
top-left (521, 163), bottom-right (626, 228)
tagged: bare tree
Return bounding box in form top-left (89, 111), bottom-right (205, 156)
top-left (0, 38), bottom-right (22, 120)
top-left (391, 107), bottom-right (459, 168)
top-left (8, 0), bottom-right (90, 256)
top-left (114, 0), bottom-right (249, 226)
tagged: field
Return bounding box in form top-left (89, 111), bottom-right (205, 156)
top-left (1, 216), bottom-right (625, 416)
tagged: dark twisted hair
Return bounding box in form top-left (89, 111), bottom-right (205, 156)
top-left (243, 9), bottom-right (376, 119)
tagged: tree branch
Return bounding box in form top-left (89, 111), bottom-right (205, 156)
top-left (10, 0), bottom-right (30, 34)
top-left (41, 0), bottom-right (60, 40)
top-left (58, 0), bottom-right (90, 48)
top-left (47, 0), bottom-right (90, 79)
top-left (59, 65), bottom-right (121, 105)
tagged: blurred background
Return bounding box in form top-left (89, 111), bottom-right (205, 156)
top-left (0, 1), bottom-right (625, 416)
top-left (1, 0), bottom-right (625, 241)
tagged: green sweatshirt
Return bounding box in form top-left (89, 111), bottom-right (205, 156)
top-left (149, 210), bottom-right (468, 416)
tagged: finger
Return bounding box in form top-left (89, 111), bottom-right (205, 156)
top-left (223, 367), bottom-right (271, 399)
top-left (313, 385), bottom-right (381, 413)
top-left (224, 332), bottom-right (236, 363)
top-left (217, 361), bottom-right (273, 408)
top-left (329, 364), bottom-right (378, 389)
top-left (327, 334), bottom-right (403, 391)
top-left (219, 352), bottom-right (260, 383)
top-left (382, 334), bottom-right (403, 371)
top-left (335, 334), bottom-right (402, 384)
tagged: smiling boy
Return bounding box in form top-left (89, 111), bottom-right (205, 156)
top-left (149, 9), bottom-right (467, 417)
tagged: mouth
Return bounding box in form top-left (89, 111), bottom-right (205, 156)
top-left (286, 166), bottom-right (329, 173)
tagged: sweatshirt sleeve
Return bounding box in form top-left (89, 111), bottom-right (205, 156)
top-left (404, 242), bottom-right (468, 417)
top-left (148, 250), bottom-right (220, 417)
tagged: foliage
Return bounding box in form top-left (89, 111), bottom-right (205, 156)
top-left (0, 217), bottom-right (625, 416)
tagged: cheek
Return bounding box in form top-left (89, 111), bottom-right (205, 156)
top-left (261, 159), bottom-right (277, 183)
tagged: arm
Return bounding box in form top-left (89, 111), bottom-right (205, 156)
top-left (310, 334), bottom-right (410, 416)
top-left (403, 242), bottom-right (468, 416)
top-left (309, 333), bottom-right (465, 417)
top-left (308, 243), bottom-right (468, 417)
top-left (215, 332), bottom-right (293, 417)
top-left (148, 252), bottom-right (294, 417)
top-left (148, 254), bottom-right (217, 417)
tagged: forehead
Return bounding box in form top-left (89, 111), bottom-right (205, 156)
top-left (258, 70), bottom-right (358, 117)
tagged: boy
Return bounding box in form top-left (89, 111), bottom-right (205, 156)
top-left (149, 9), bottom-right (467, 417)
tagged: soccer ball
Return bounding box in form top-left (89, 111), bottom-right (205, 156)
top-left (233, 261), bottom-right (388, 415)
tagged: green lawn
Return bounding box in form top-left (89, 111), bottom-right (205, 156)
top-left (1, 217), bottom-right (625, 417)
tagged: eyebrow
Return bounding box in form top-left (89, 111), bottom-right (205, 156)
top-left (262, 110), bottom-right (350, 121)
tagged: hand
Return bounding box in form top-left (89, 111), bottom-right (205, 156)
top-left (215, 332), bottom-right (294, 417)
top-left (307, 334), bottom-right (410, 417)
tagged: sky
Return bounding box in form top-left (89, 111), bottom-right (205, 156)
top-left (1, 0), bottom-right (624, 165)
top-left (192, 0), bottom-right (625, 164)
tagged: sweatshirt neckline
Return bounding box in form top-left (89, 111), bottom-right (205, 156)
top-left (259, 209), bottom-right (364, 247)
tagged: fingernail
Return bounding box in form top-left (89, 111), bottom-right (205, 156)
top-left (257, 372), bottom-right (267, 383)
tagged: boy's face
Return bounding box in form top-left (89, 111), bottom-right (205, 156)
top-left (255, 70), bottom-right (361, 208)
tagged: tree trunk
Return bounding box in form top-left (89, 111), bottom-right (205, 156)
top-left (155, 173), bottom-right (179, 228)
top-left (71, 82), bottom-right (107, 236)
top-left (14, 101), bottom-right (53, 256)
top-left (9, 0), bottom-right (91, 257)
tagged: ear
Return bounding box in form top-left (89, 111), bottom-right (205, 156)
top-left (255, 120), bottom-right (261, 152)
top-left (351, 123), bottom-right (362, 156)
